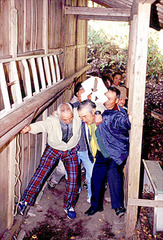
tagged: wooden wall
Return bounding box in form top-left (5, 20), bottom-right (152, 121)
top-left (0, 0), bottom-right (88, 237)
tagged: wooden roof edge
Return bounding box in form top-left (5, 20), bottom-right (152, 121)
top-left (91, 0), bottom-right (132, 9)
top-left (90, 0), bottom-right (163, 30)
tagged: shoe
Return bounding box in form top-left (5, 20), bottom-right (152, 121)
top-left (78, 187), bottom-right (82, 194)
top-left (18, 201), bottom-right (27, 215)
top-left (83, 182), bottom-right (88, 189)
top-left (84, 206), bottom-right (103, 216)
top-left (105, 197), bottom-right (111, 202)
top-left (64, 207), bottom-right (76, 219)
top-left (47, 182), bottom-right (56, 189)
top-left (115, 207), bottom-right (126, 217)
top-left (87, 198), bottom-right (91, 204)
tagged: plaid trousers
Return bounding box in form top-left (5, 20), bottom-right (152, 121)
top-left (22, 144), bottom-right (79, 209)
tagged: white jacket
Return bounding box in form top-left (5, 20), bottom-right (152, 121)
top-left (30, 108), bottom-right (81, 151)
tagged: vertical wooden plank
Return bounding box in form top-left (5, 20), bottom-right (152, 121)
top-left (6, 138), bottom-right (16, 229)
top-left (61, 1), bottom-right (66, 79)
top-left (126, 3), bottom-right (152, 238)
top-left (42, 0), bottom-right (48, 53)
top-left (23, 0), bottom-right (27, 52)
top-left (43, 56), bottom-right (52, 86)
top-left (30, 0), bottom-right (34, 51)
top-left (0, 146), bottom-right (9, 235)
top-left (33, 0), bottom-right (37, 50)
top-left (37, 57), bottom-right (46, 90)
top-left (49, 55), bottom-right (57, 84)
top-left (10, 61), bottom-right (23, 104)
top-left (126, 15), bottom-right (138, 113)
top-left (22, 59), bottom-right (32, 98)
top-left (29, 58), bottom-right (40, 93)
top-left (0, 63), bottom-right (11, 112)
top-left (26, 0), bottom-right (31, 51)
top-left (9, 4), bottom-right (17, 57)
top-left (0, 0), bottom-right (10, 56)
top-left (36, 0), bottom-right (43, 49)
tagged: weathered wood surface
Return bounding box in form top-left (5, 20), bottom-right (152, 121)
top-left (126, 2), bottom-right (152, 237)
top-left (0, 1), bottom-right (88, 237)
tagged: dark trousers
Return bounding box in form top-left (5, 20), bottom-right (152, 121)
top-left (91, 151), bottom-right (125, 210)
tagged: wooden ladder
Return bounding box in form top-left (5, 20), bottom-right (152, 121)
top-left (0, 54), bottom-right (61, 119)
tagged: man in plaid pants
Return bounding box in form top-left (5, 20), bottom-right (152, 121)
top-left (19, 103), bottom-right (81, 219)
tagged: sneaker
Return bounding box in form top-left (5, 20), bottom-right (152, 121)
top-left (115, 207), bottom-right (126, 218)
top-left (47, 182), bottom-right (56, 189)
top-left (64, 207), bottom-right (76, 219)
top-left (105, 197), bottom-right (111, 202)
top-left (87, 198), bottom-right (91, 204)
top-left (18, 201), bottom-right (28, 215)
top-left (83, 182), bottom-right (88, 189)
top-left (78, 187), bottom-right (82, 194)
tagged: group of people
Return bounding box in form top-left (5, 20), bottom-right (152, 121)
top-left (19, 72), bottom-right (131, 220)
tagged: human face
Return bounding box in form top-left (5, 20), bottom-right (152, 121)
top-left (104, 90), bottom-right (118, 110)
top-left (113, 74), bottom-right (121, 86)
top-left (78, 108), bottom-right (95, 125)
top-left (118, 99), bottom-right (126, 108)
top-left (60, 111), bottom-right (73, 125)
top-left (76, 89), bottom-right (85, 102)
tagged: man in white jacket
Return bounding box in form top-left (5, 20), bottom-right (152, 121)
top-left (19, 103), bottom-right (81, 219)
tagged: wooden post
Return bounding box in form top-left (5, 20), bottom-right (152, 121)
top-left (42, 0), bottom-right (48, 153)
top-left (126, 2), bottom-right (152, 237)
top-left (126, 14), bottom-right (138, 114)
top-left (6, 0), bottom-right (18, 230)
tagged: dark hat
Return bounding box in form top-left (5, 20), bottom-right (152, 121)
top-left (116, 86), bottom-right (128, 100)
top-left (74, 82), bottom-right (84, 96)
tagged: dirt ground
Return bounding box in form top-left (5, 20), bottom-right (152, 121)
top-left (2, 170), bottom-right (163, 240)
top-left (5, 176), bottom-right (128, 240)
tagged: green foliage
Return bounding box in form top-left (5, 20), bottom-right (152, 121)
top-left (87, 24), bottom-right (163, 81)
top-left (87, 25), bottom-right (128, 75)
top-left (147, 35), bottom-right (163, 80)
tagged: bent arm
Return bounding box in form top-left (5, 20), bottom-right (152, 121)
top-left (113, 113), bottom-right (131, 131)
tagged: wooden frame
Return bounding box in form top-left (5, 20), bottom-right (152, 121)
top-left (65, 6), bottom-right (130, 21)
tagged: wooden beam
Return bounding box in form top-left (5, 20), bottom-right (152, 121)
top-left (126, 2), bottom-right (152, 238)
top-left (92, 0), bottom-right (132, 9)
top-left (64, 7), bottom-right (130, 18)
top-left (138, 0), bottom-right (155, 3)
top-left (78, 15), bottom-right (130, 21)
top-left (128, 198), bottom-right (163, 208)
top-left (131, 0), bottom-right (155, 18)
top-left (0, 65), bottom-right (89, 149)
